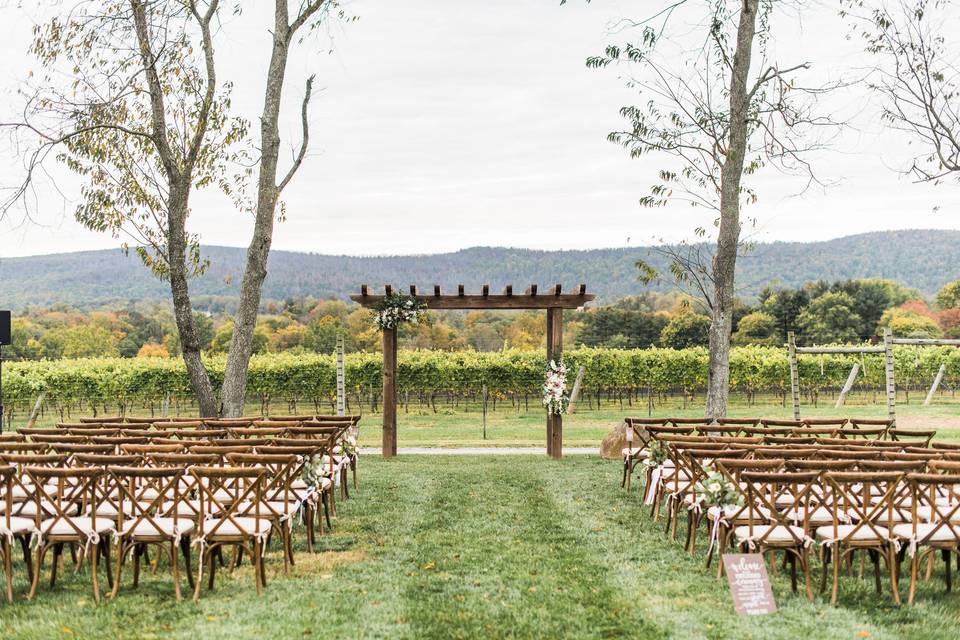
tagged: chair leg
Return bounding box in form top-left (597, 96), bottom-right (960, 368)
top-left (208, 547), bottom-right (217, 591)
top-left (253, 541), bottom-right (263, 596)
top-left (324, 493), bottom-right (333, 530)
top-left (888, 543), bottom-right (901, 605)
top-left (132, 544), bottom-right (142, 588)
top-left (171, 540), bottom-right (182, 602)
top-left (831, 547), bottom-right (842, 604)
top-left (19, 535), bottom-right (33, 585)
top-left (101, 539), bottom-right (113, 591)
top-left (819, 545), bottom-right (828, 594)
top-left (193, 550), bottom-right (207, 602)
top-left (181, 538), bottom-right (195, 591)
top-left (111, 542), bottom-right (126, 599)
top-left (908, 554), bottom-right (920, 605)
top-left (789, 552), bottom-right (798, 594)
top-left (90, 539), bottom-right (101, 604)
top-left (944, 549), bottom-right (953, 593)
top-left (802, 548), bottom-right (813, 601)
top-left (872, 549), bottom-right (882, 594)
top-left (351, 458), bottom-right (358, 490)
top-left (2, 539), bottom-right (13, 603)
top-left (49, 543), bottom-right (63, 589)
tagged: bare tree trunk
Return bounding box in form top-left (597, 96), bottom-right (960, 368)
top-left (168, 185), bottom-right (219, 417)
top-left (705, 0), bottom-right (759, 420)
top-left (220, 1), bottom-right (321, 417)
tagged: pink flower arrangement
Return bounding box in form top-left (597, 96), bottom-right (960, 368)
top-left (542, 360), bottom-right (569, 415)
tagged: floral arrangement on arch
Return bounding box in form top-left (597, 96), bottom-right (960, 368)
top-left (542, 360), bottom-right (569, 415)
top-left (693, 466), bottom-right (744, 509)
top-left (372, 293), bottom-right (426, 331)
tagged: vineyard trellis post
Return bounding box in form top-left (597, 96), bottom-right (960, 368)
top-left (883, 327), bottom-right (896, 424)
top-left (351, 283), bottom-right (594, 459)
top-left (336, 332), bottom-right (346, 417)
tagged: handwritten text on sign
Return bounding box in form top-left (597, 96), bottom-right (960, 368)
top-left (723, 554), bottom-right (777, 615)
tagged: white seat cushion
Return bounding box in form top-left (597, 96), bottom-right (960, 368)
top-left (41, 517), bottom-right (115, 538)
top-left (119, 517), bottom-right (195, 539)
top-left (708, 505), bottom-right (770, 521)
top-left (199, 517), bottom-right (272, 538)
top-left (0, 516), bottom-right (37, 536)
top-left (236, 500), bottom-right (298, 516)
top-left (160, 499), bottom-right (219, 517)
top-left (892, 523), bottom-right (960, 543)
top-left (816, 524), bottom-right (891, 543)
top-left (734, 524), bottom-right (807, 544)
top-left (784, 506), bottom-right (845, 526)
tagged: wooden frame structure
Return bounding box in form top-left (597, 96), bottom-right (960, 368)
top-left (350, 284), bottom-right (595, 459)
top-left (787, 328), bottom-right (960, 424)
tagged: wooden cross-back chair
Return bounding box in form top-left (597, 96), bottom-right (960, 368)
top-left (895, 472), bottom-right (960, 604)
top-left (817, 471), bottom-right (904, 604)
top-left (259, 441), bottom-right (336, 548)
top-left (729, 470), bottom-right (820, 599)
top-left (704, 457), bottom-right (785, 570)
top-left (109, 465), bottom-right (195, 601)
top-left (190, 466), bottom-right (270, 601)
top-left (24, 466), bottom-right (115, 603)
top-left (674, 448), bottom-right (752, 555)
top-left (226, 453), bottom-right (301, 574)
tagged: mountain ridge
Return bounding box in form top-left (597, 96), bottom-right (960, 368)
top-left (2, 229), bottom-right (959, 310)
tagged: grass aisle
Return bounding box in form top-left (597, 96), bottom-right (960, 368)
top-left (4, 457), bottom-right (960, 639)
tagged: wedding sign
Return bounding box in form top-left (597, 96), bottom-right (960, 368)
top-left (722, 554), bottom-right (777, 615)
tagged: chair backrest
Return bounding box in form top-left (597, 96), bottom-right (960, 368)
top-left (802, 418), bottom-right (849, 428)
top-left (89, 436), bottom-right (149, 446)
top-left (753, 446), bottom-right (817, 459)
top-left (849, 418), bottom-right (894, 429)
top-left (110, 465), bottom-right (186, 536)
top-left (148, 452), bottom-right (220, 468)
top-left (738, 471), bottom-right (820, 544)
top-left (23, 466), bottom-right (104, 533)
top-left (80, 416), bottom-right (124, 423)
top-left (172, 429), bottom-right (227, 440)
top-left (715, 418), bottom-right (760, 427)
top-left (225, 453), bottom-right (300, 505)
top-left (905, 473), bottom-right (960, 541)
top-left (121, 443), bottom-right (184, 456)
top-left (837, 426), bottom-right (886, 440)
top-left (765, 436), bottom-right (816, 446)
top-left (190, 466), bottom-right (268, 538)
top-left (761, 419), bottom-right (805, 428)
top-left (932, 442), bottom-right (960, 451)
top-left (822, 471), bottom-right (906, 539)
top-left (31, 434), bottom-right (87, 444)
top-left (785, 458), bottom-right (858, 472)
top-left (73, 453), bottom-right (142, 467)
top-left (0, 442), bottom-right (49, 453)
top-left (888, 428), bottom-right (936, 446)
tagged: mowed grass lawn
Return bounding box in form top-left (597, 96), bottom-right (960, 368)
top-left (5, 456), bottom-right (960, 639)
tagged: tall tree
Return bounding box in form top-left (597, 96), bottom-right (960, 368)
top-left (1, 1), bottom-right (341, 416)
top-left (589, 1), bottom-right (836, 417)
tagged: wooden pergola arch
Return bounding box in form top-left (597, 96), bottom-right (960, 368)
top-left (351, 284), bottom-right (595, 459)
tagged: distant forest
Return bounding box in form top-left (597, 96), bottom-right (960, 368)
top-left (2, 229), bottom-right (960, 311)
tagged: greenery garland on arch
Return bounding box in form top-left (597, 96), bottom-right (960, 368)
top-left (372, 293), bottom-right (427, 331)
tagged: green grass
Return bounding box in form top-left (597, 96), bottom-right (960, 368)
top-left (4, 456), bottom-right (960, 639)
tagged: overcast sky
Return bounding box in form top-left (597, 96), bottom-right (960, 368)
top-left (0, 0), bottom-right (957, 259)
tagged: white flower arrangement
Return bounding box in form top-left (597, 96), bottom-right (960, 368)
top-left (542, 359), bottom-right (569, 415)
top-left (641, 440), bottom-right (669, 468)
top-left (372, 293), bottom-right (426, 330)
top-left (302, 455), bottom-right (329, 490)
top-left (693, 466), bottom-right (744, 509)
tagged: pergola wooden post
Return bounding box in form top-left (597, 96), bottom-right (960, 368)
top-left (351, 283), bottom-right (594, 459)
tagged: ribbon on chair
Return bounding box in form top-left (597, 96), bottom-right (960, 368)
top-left (643, 465), bottom-right (663, 506)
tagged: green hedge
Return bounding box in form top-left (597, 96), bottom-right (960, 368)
top-left (4, 346), bottom-right (960, 406)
